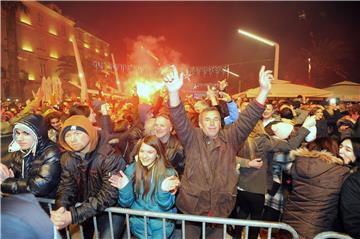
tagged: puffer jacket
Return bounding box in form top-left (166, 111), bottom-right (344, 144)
top-left (55, 134), bottom-right (126, 224)
top-left (170, 101), bottom-right (264, 217)
top-left (119, 163), bottom-right (176, 239)
top-left (282, 148), bottom-right (350, 239)
top-left (1, 114), bottom-right (61, 198)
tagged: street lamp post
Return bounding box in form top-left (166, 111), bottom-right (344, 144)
top-left (238, 29), bottom-right (280, 80)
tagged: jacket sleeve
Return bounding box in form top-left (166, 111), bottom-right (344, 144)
top-left (169, 102), bottom-right (197, 149)
top-left (224, 101), bottom-right (239, 125)
top-left (70, 155), bottom-right (124, 224)
top-left (55, 153), bottom-right (78, 209)
top-left (266, 127), bottom-right (310, 152)
top-left (1, 147), bottom-right (61, 197)
top-left (340, 173), bottom-right (360, 238)
top-left (224, 101), bottom-right (265, 148)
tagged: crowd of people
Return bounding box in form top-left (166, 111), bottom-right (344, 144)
top-left (1, 65), bottom-right (359, 239)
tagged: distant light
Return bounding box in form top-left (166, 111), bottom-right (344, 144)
top-left (238, 29), bottom-right (275, 47)
top-left (83, 43), bottom-right (90, 49)
top-left (116, 81), bottom-right (120, 85)
top-left (28, 73), bottom-right (35, 81)
top-left (48, 27), bottom-right (58, 36)
top-left (50, 51), bottom-right (59, 59)
top-left (329, 98), bottom-right (337, 105)
top-left (104, 52), bottom-right (108, 57)
top-left (20, 14), bottom-right (32, 25)
top-left (22, 43), bottom-right (33, 52)
top-left (95, 49), bottom-right (100, 53)
top-left (78, 73), bottom-right (84, 78)
top-left (6, 98), bottom-right (11, 101)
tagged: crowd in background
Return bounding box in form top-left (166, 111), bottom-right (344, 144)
top-left (1, 66), bottom-right (359, 239)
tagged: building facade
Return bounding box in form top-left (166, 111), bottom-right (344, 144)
top-left (1, 1), bottom-right (111, 101)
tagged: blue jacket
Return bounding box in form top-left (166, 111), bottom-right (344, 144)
top-left (224, 100), bottom-right (239, 125)
top-left (119, 163), bottom-right (176, 239)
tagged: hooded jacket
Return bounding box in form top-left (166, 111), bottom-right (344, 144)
top-left (282, 148), bottom-right (350, 239)
top-left (1, 114), bottom-right (61, 198)
top-left (55, 115), bottom-right (126, 224)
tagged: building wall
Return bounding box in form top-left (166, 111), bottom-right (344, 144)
top-left (1, 1), bottom-right (111, 100)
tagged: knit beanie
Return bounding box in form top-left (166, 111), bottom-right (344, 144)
top-left (59, 115), bottom-right (98, 152)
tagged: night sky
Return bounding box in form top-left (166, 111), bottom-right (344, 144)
top-left (54, 1), bottom-right (360, 89)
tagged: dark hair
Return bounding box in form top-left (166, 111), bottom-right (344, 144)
top-left (340, 137), bottom-right (360, 163)
top-left (280, 107), bottom-right (294, 120)
top-left (45, 111), bottom-right (62, 126)
top-left (308, 137), bottom-right (339, 157)
top-left (69, 104), bottom-right (91, 117)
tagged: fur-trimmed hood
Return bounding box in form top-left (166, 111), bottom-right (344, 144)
top-left (289, 148), bottom-right (345, 179)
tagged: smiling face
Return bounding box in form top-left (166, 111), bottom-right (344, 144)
top-left (199, 110), bottom-right (221, 139)
top-left (64, 130), bottom-right (90, 152)
top-left (15, 128), bottom-right (35, 150)
top-left (339, 139), bottom-right (356, 165)
top-left (50, 118), bottom-right (62, 131)
top-left (154, 116), bottom-right (172, 143)
top-left (262, 104), bottom-right (273, 119)
top-left (138, 142), bottom-right (158, 168)
top-left (315, 109), bottom-right (324, 120)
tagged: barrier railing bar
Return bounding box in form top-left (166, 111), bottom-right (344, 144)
top-left (93, 215), bottom-right (99, 239)
top-left (223, 224), bottom-right (227, 239)
top-left (108, 211), bottom-right (114, 239)
top-left (313, 231), bottom-right (353, 239)
top-left (202, 222), bottom-right (205, 239)
top-left (267, 227), bottom-right (272, 239)
top-left (181, 220), bottom-right (185, 239)
top-left (144, 216), bottom-right (147, 239)
top-left (162, 218), bottom-right (166, 239)
top-left (125, 214), bottom-right (130, 239)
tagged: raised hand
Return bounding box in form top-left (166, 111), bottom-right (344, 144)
top-left (218, 91), bottom-right (232, 102)
top-left (161, 175), bottom-right (180, 193)
top-left (258, 65), bottom-right (273, 94)
top-left (163, 65), bottom-right (184, 93)
top-left (109, 170), bottom-right (129, 189)
top-left (302, 115), bottom-right (317, 129)
top-left (218, 79), bottom-right (229, 91)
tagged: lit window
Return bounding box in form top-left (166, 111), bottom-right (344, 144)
top-left (20, 13), bottom-right (32, 25)
top-left (49, 27), bottom-right (58, 36)
top-left (28, 74), bottom-right (35, 81)
top-left (50, 51), bottom-right (58, 59)
top-left (22, 43), bottom-right (33, 52)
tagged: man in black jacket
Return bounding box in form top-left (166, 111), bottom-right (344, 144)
top-left (51, 115), bottom-right (126, 239)
top-left (0, 114), bottom-right (61, 198)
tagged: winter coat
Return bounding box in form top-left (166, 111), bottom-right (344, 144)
top-left (119, 163), bottom-right (176, 239)
top-left (282, 149), bottom-right (350, 239)
top-left (55, 134), bottom-right (126, 224)
top-left (238, 127), bottom-right (309, 195)
top-left (170, 101), bottom-right (264, 217)
top-left (1, 114), bottom-right (61, 198)
top-left (340, 170), bottom-right (360, 238)
top-left (164, 135), bottom-right (185, 176)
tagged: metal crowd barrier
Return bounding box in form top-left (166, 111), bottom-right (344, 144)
top-left (313, 231), bottom-right (353, 239)
top-left (38, 197), bottom-right (299, 239)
